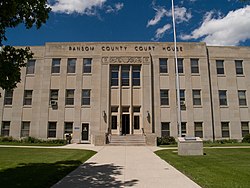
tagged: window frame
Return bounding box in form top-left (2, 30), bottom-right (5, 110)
top-left (1, 121), bottom-right (10, 136)
top-left (177, 58), bottom-right (184, 74)
top-left (26, 59), bottom-right (36, 74)
top-left (194, 122), bottom-right (203, 138)
top-left (64, 122), bottom-right (73, 134)
top-left (23, 90), bottom-right (33, 106)
top-left (193, 90), bottom-right (201, 106)
top-left (48, 122), bottom-right (57, 138)
top-left (160, 89), bottom-right (169, 106)
top-left (4, 90), bottom-right (13, 105)
top-left (67, 58), bottom-right (76, 73)
top-left (65, 89), bottom-right (74, 105)
top-left (235, 60), bottom-right (243, 75)
top-left (216, 60), bottom-right (224, 75)
top-left (132, 65), bottom-right (141, 86)
top-left (83, 58), bottom-right (92, 73)
top-left (241, 122), bottom-right (249, 137)
top-left (219, 90), bottom-right (227, 106)
top-left (121, 65), bottom-right (130, 86)
top-left (191, 58), bottom-right (199, 74)
top-left (238, 90), bottom-right (247, 106)
top-left (161, 122), bottom-right (170, 137)
top-left (82, 89), bottom-right (91, 106)
top-left (110, 65), bottom-right (119, 86)
top-left (21, 121), bottom-right (30, 137)
top-left (159, 58), bottom-right (168, 74)
top-left (51, 58), bottom-right (61, 74)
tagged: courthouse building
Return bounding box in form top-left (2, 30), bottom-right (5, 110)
top-left (0, 42), bottom-right (250, 145)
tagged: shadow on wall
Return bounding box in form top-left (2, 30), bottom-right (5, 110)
top-left (53, 162), bottom-right (139, 187)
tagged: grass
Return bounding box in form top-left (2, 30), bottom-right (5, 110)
top-left (155, 148), bottom-right (250, 188)
top-left (0, 142), bottom-right (65, 146)
top-left (159, 142), bottom-right (250, 148)
top-left (0, 147), bottom-right (96, 188)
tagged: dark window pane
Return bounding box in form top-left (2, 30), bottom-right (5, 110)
top-left (83, 58), bottom-right (92, 73)
top-left (52, 59), bottom-right (60, 73)
top-left (160, 58), bottom-right (168, 73)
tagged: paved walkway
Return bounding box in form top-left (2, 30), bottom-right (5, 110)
top-left (52, 146), bottom-right (201, 188)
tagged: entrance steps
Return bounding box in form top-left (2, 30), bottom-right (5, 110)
top-left (108, 135), bottom-right (146, 146)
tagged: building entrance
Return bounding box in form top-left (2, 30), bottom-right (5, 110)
top-left (82, 123), bottom-right (89, 141)
top-left (122, 114), bottom-right (130, 135)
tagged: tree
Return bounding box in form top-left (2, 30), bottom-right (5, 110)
top-left (0, 0), bottom-right (51, 91)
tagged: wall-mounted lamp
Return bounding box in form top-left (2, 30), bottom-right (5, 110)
top-left (102, 110), bottom-right (106, 118)
top-left (146, 111), bottom-right (150, 119)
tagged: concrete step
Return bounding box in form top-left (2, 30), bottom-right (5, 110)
top-left (108, 135), bottom-right (146, 146)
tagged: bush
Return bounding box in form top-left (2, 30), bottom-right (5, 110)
top-left (0, 136), bottom-right (15, 142)
top-left (21, 137), bottom-right (41, 143)
top-left (215, 139), bottom-right (239, 144)
top-left (157, 136), bottom-right (176, 146)
top-left (242, 134), bottom-right (250, 143)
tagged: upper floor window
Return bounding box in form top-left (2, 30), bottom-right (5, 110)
top-left (235, 60), bottom-right (243, 75)
top-left (193, 90), bottom-right (201, 105)
top-left (83, 58), bottom-right (92, 73)
top-left (159, 58), bottom-right (168, 73)
top-left (122, 65), bottom-right (130, 86)
top-left (65, 89), bottom-right (74, 105)
top-left (23, 90), bottom-right (33, 105)
top-left (161, 122), bottom-right (170, 137)
top-left (4, 90), bottom-right (13, 105)
top-left (238, 90), bottom-right (247, 106)
top-left (180, 89), bottom-right (186, 110)
top-left (82, 89), bottom-right (91, 105)
top-left (160, 89), bottom-right (169, 106)
top-left (177, 58), bottom-right (184, 73)
top-left (26, 60), bottom-right (35, 74)
top-left (219, 90), bottom-right (227, 106)
top-left (1, 121), bottom-right (10, 136)
top-left (216, 60), bottom-right (224, 75)
top-left (67, 58), bottom-right (76, 73)
top-left (191, 59), bottom-right (199, 74)
top-left (132, 66), bottom-right (141, 86)
top-left (111, 65), bottom-right (119, 86)
top-left (51, 58), bottom-right (61, 73)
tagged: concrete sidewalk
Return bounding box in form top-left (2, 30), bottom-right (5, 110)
top-left (52, 146), bottom-right (201, 188)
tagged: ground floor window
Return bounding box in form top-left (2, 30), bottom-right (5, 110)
top-left (221, 122), bottom-right (230, 138)
top-left (161, 122), bottom-right (170, 137)
top-left (21, 122), bottom-right (30, 137)
top-left (111, 116), bottom-right (117, 129)
top-left (48, 122), bottom-right (57, 138)
top-left (194, 122), bottom-right (203, 138)
top-left (134, 116), bottom-right (140, 130)
top-left (1, 121), bottom-right (10, 136)
top-left (64, 122), bottom-right (73, 134)
top-left (181, 122), bottom-right (187, 137)
top-left (241, 122), bottom-right (249, 137)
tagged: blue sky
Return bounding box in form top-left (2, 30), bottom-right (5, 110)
top-left (4, 0), bottom-right (250, 46)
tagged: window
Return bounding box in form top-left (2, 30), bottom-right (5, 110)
top-left (235, 60), bottom-right (243, 75)
top-left (160, 58), bottom-right (168, 73)
top-left (67, 58), bottom-right (76, 73)
top-left (191, 59), bottom-right (199, 74)
top-left (132, 66), bottom-right (141, 86)
top-left (23, 90), bottom-right (33, 105)
top-left (4, 90), bottom-right (13, 105)
top-left (111, 66), bottom-right (119, 86)
top-left (26, 60), bottom-right (35, 74)
top-left (50, 90), bottom-right (58, 101)
top-left (216, 60), bottom-right (224, 74)
top-left (51, 58), bottom-right (60, 73)
top-left (21, 122), bottom-right (30, 137)
top-left (134, 116), bottom-right (140, 130)
top-left (238, 90), bottom-right (247, 106)
top-left (219, 90), bottom-right (227, 106)
top-left (111, 116), bottom-right (117, 129)
top-left (133, 106), bottom-right (141, 113)
top-left (180, 89), bottom-right (186, 110)
top-left (181, 122), bottom-right (187, 137)
top-left (48, 122), bottom-right (57, 138)
top-left (241, 122), bottom-right (249, 137)
top-left (122, 106), bottom-right (130, 112)
top-left (64, 122), bottom-right (73, 134)
top-left (221, 122), bottom-right (230, 138)
top-left (82, 89), bottom-right (90, 105)
top-left (194, 122), bottom-right (203, 138)
top-left (111, 106), bottom-right (118, 112)
top-left (161, 122), bottom-right (170, 137)
top-left (1, 121), bottom-right (10, 136)
top-left (177, 58), bottom-right (184, 73)
top-left (193, 90), bottom-right (201, 105)
top-left (65, 89), bottom-right (74, 105)
top-left (83, 58), bottom-right (92, 73)
top-left (160, 89), bottom-right (169, 105)
top-left (122, 65), bottom-right (130, 86)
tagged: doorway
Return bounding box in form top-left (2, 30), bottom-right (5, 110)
top-left (82, 123), bottom-right (89, 141)
top-left (122, 114), bottom-right (130, 135)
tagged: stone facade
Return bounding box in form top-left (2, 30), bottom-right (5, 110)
top-left (0, 42), bottom-right (250, 145)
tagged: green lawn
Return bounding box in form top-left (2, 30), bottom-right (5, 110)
top-left (0, 142), bottom-right (66, 146)
top-left (0, 147), bottom-right (96, 188)
top-left (155, 148), bottom-right (250, 188)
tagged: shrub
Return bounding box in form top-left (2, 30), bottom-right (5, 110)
top-left (215, 139), bottom-right (239, 144)
top-left (242, 134), bottom-right (250, 143)
top-left (157, 136), bottom-right (176, 146)
top-left (21, 136), bottom-right (41, 143)
top-left (0, 136), bottom-right (16, 142)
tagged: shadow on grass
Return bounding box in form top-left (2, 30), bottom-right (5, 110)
top-left (52, 162), bottom-right (138, 188)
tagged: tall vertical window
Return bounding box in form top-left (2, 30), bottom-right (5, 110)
top-left (160, 89), bottom-right (169, 105)
top-left (134, 116), bottom-right (140, 130)
top-left (221, 122), bottom-right (230, 138)
top-left (64, 122), bottom-right (73, 134)
top-left (219, 90), bottom-right (227, 106)
top-left (161, 122), bottom-right (170, 137)
top-left (132, 66), bottom-right (141, 86)
top-left (1, 121), bottom-right (10, 136)
top-left (181, 122), bottom-right (187, 137)
top-left (4, 90), bottom-right (13, 105)
top-left (48, 122), bottom-right (57, 138)
top-left (194, 122), bottom-right (203, 138)
top-left (50, 90), bottom-right (59, 101)
top-left (238, 90), bottom-right (247, 106)
top-left (216, 60), bottom-right (224, 74)
top-left (191, 59), bottom-right (199, 74)
top-left (23, 90), bottom-right (33, 105)
top-left (26, 60), bottom-right (35, 74)
top-left (21, 122), bottom-right (30, 137)
top-left (159, 58), bottom-right (168, 73)
top-left (65, 89), bottom-right (74, 105)
top-left (111, 66), bottom-right (119, 86)
top-left (235, 60), bottom-right (243, 75)
top-left (111, 116), bottom-right (117, 129)
top-left (122, 65), bottom-right (130, 86)
top-left (51, 58), bottom-right (61, 73)
top-left (193, 90), bottom-right (201, 105)
top-left (83, 58), bottom-right (92, 73)
top-left (177, 58), bottom-right (184, 73)
top-left (241, 122), bottom-right (249, 137)
top-left (67, 58), bottom-right (76, 73)
top-left (82, 89), bottom-right (91, 105)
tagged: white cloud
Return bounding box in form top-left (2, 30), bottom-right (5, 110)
top-left (147, 7), bottom-right (167, 27)
top-left (174, 7), bottom-right (192, 24)
top-left (180, 6), bottom-right (250, 46)
top-left (106, 3), bottom-right (124, 13)
top-left (50, 0), bottom-right (106, 15)
top-left (152, 24), bottom-right (172, 41)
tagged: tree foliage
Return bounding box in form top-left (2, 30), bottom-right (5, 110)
top-left (0, 0), bottom-right (51, 91)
